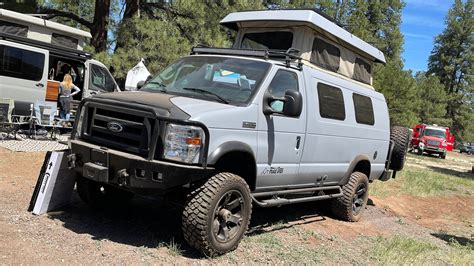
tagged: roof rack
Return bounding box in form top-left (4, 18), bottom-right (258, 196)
top-left (0, 32), bottom-right (92, 60)
top-left (191, 47), bottom-right (303, 70)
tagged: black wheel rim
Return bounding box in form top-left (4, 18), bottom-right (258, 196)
top-left (212, 190), bottom-right (245, 243)
top-left (352, 183), bottom-right (367, 214)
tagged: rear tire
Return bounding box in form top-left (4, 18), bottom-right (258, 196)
top-left (389, 126), bottom-right (410, 171)
top-left (76, 175), bottom-right (134, 209)
top-left (182, 172), bottom-right (252, 257)
top-left (331, 172), bottom-right (369, 222)
top-left (440, 152), bottom-right (446, 159)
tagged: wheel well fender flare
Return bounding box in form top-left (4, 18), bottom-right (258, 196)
top-left (207, 141), bottom-right (256, 165)
top-left (339, 155), bottom-right (371, 185)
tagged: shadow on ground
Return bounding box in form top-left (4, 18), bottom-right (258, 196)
top-left (427, 165), bottom-right (474, 179)
top-left (431, 233), bottom-right (474, 248)
top-left (48, 191), bottom-right (333, 258)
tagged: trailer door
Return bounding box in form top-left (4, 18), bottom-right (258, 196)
top-left (0, 41), bottom-right (48, 115)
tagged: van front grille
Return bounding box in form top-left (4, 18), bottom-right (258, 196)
top-left (82, 104), bottom-right (156, 157)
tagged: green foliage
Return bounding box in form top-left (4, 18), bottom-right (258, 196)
top-left (2, 0), bottom-right (38, 13)
top-left (415, 72), bottom-right (450, 125)
top-left (428, 0), bottom-right (474, 141)
top-left (373, 61), bottom-right (419, 127)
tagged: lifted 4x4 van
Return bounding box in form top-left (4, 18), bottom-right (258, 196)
top-left (68, 9), bottom-right (410, 256)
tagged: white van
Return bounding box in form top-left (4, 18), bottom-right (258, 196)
top-left (0, 9), bottom-right (118, 116)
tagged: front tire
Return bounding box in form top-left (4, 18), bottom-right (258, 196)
top-left (76, 175), bottom-right (134, 209)
top-left (182, 172), bottom-right (252, 257)
top-left (331, 172), bottom-right (369, 222)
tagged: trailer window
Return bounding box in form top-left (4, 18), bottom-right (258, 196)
top-left (90, 64), bottom-right (115, 92)
top-left (311, 38), bottom-right (340, 72)
top-left (0, 45), bottom-right (45, 81)
top-left (317, 83), bottom-right (345, 121)
top-left (353, 93), bottom-right (374, 125)
top-left (0, 21), bottom-right (28, 37)
top-left (241, 31), bottom-right (293, 51)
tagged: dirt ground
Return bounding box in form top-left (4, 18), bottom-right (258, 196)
top-left (0, 147), bottom-right (472, 263)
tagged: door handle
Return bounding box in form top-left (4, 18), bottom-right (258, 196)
top-left (35, 83), bottom-right (44, 87)
top-left (296, 136), bottom-right (301, 149)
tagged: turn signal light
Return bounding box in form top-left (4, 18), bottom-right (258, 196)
top-left (186, 137), bottom-right (202, 145)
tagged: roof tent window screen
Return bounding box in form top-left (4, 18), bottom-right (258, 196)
top-left (353, 93), bottom-right (375, 125)
top-left (0, 21), bottom-right (28, 37)
top-left (51, 33), bottom-right (79, 49)
top-left (311, 37), bottom-right (340, 72)
top-left (241, 31), bottom-right (293, 50)
top-left (317, 83), bottom-right (345, 121)
top-left (353, 58), bottom-right (371, 84)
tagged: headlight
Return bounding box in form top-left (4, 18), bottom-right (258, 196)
top-left (163, 124), bottom-right (205, 164)
top-left (73, 106), bottom-right (86, 139)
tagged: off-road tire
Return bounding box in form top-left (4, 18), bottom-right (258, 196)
top-left (331, 171), bottom-right (369, 222)
top-left (76, 175), bottom-right (134, 209)
top-left (182, 172), bottom-right (252, 257)
top-left (389, 126), bottom-right (410, 171)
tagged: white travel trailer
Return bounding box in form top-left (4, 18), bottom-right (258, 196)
top-left (0, 9), bottom-right (119, 116)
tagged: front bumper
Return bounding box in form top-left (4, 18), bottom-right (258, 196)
top-left (419, 145), bottom-right (446, 153)
top-left (70, 139), bottom-right (214, 194)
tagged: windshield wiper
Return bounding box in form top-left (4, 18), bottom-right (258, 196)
top-left (183, 87), bottom-right (229, 104)
top-left (144, 81), bottom-right (167, 93)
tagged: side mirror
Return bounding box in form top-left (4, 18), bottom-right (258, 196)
top-left (137, 80), bottom-right (145, 90)
top-left (263, 90), bottom-right (303, 117)
top-left (282, 90), bottom-right (303, 117)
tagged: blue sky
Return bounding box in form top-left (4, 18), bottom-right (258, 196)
top-left (401, 0), bottom-right (453, 72)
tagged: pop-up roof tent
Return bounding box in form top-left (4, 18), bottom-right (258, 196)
top-left (220, 9), bottom-right (386, 87)
top-left (0, 8), bottom-right (91, 50)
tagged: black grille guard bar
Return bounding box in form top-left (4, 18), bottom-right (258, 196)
top-left (72, 97), bottom-right (211, 168)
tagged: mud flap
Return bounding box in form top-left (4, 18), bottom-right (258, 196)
top-left (28, 150), bottom-right (76, 215)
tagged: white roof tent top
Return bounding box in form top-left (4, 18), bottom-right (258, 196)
top-left (220, 9), bottom-right (386, 64)
top-left (0, 8), bottom-right (91, 39)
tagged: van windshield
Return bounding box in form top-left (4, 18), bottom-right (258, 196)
top-left (424, 128), bottom-right (446, 139)
top-left (141, 56), bottom-right (270, 105)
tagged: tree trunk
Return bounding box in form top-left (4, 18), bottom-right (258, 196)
top-left (90, 0), bottom-right (111, 52)
top-left (114, 0), bottom-right (140, 52)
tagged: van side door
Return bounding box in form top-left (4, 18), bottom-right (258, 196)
top-left (256, 68), bottom-right (306, 190)
top-left (0, 41), bottom-right (48, 114)
top-left (84, 60), bottom-right (119, 98)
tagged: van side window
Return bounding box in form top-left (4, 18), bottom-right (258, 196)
top-left (51, 33), bottom-right (79, 49)
top-left (90, 64), bottom-right (116, 92)
top-left (317, 83), bottom-right (345, 120)
top-left (241, 31), bottom-right (293, 50)
top-left (0, 45), bottom-right (44, 81)
top-left (267, 70), bottom-right (299, 112)
top-left (311, 37), bottom-right (340, 72)
top-left (353, 93), bottom-right (374, 125)
top-left (353, 58), bottom-right (371, 84)
top-left (0, 21), bottom-right (28, 37)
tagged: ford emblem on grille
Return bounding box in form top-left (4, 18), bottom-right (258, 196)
top-left (107, 121), bottom-right (124, 133)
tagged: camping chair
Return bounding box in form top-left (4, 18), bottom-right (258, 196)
top-left (31, 101), bottom-right (60, 139)
top-left (0, 98), bottom-right (20, 140)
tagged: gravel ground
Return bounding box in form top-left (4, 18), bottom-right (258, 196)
top-left (0, 147), bottom-right (472, 264)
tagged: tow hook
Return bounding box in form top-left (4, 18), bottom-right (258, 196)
top-left (67, 154), bottom-right (76, 169)
top-left (117, 169), bottom-right (129, 186)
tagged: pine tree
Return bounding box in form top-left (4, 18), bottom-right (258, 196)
top-left (414, 72), bottom-right (449, 125)
top-left (427, 0), bottom-right (473, 140)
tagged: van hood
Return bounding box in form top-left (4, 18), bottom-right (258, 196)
top-left (91, 91), bottom-right (190, 119)
top-left (170, 96), bottom-right (235, 117)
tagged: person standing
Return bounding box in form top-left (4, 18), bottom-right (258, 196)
top-left (58, 74), bottom-right (80, 122)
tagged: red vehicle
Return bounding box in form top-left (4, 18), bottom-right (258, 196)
top-left (410, 124), bottom-right (455, 159)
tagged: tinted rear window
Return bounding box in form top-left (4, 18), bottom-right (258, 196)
top-left (317, 83), bottom-right (345, 120)
top-left (353, 93), bottom-right (374, 125)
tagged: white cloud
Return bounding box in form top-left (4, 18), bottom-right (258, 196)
top-left (402, 13), bottom-right (445, 29)
top-left (404, 32), bottom-right (432, 40)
